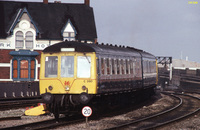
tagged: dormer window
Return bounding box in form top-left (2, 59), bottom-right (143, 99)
top-left (15, 31), bottom-right (34, 49)
top-left (63, 32), bottom-right (75, 41)
top-left (25, 31), bottom-right (33, 49)
top-left (62, 19), bottom-right (77, 41)
top-left (16, 31), bottom-right (24, 48)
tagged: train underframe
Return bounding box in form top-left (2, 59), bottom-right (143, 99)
top-left (42, 84), bottom-right (156, 119)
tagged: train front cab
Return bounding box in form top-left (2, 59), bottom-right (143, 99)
top-left (39, 51), bottom-right (98, 105)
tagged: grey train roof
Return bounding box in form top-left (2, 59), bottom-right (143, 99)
top-left (0, 1), bottom-right (97, 40)
top-left (43, 41), bottom-right (156, 59)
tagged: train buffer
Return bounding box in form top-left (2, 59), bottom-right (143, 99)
top-left (25, 103), bottom-right (49, 116)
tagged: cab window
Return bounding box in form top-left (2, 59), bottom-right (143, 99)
top-left (45, 56), bottom-right (58, 77)
top-left (77, 56), bottom-right (91, 78)
top-left (61, 56), bottom-right (74, 77)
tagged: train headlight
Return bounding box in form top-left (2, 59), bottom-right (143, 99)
top-left (65, 86), bottom-right (70, 91)
top-left (48, 86), bottom-right (53, 91)
top-left (82, 85), bottom-right (87, 90)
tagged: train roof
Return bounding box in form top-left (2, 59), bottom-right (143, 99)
top-left (43, 41), bottom-right (155, 59)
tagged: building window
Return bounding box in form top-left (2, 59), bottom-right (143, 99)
top-left (62, 19), bottom-right (76, 41)
top-left (15, 31), bottom-right (34, 49)
top-left (11, 59), bottom-right (36, 81)
top-left (31, 60), bottom-right (35, 78)
top-left (25, 31), bottom-right (33, 49)
top-left (10, 50), bottom-right (39, 81)
top-left (15, 31), bottom-right (24, 48)
top-left (20, 60), bottom-right (29, 78)
top-left (63, 32), bottom-right (75, 41)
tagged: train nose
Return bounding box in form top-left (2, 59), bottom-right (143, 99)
top-left (42, 92), bottom-right (53, 104)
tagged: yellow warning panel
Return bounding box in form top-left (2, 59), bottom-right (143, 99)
top-left (25, 104), bottom-right (48, 116)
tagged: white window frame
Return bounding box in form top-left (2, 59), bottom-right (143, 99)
top-left (14, 28), bottom-right (35, 51)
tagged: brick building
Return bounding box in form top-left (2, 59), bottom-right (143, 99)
top-left (0, 0), bottom-right (97, 98)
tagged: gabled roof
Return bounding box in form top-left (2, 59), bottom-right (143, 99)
top-left (7, 7), bottom-right (40, 35)
top-left (61, 19), bottom-right (77, 35)
top-left (0, 1), bottom-right (97, 40)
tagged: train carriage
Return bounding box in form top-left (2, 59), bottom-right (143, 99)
top-left (40, 41), bottom-right (157, 118)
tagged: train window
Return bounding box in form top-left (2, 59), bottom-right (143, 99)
top-left (136, 58), bottom-right (141, 77)
top-left (117, 59), bottom-right (120, 74)
top-left (122, 59), bottom-right (126, 74)
top-left (148, 61), bottom-right (150, 73)
top-left (61, 56), bottom-right (74, 77)
top-left (45, 56), bottom-right (58, 78)
top-left (110, 59), bottom-right (112, 75)
top-left (153, 61), bottom-right (156, 73)
top-left (143, 60), bottom-right (147, 73)
top-left (147, 61), bottom-right (150, 73)
top-left (112, 59), bottom-right (115, 75)
top-left (150, 61), bottom-right (156, 73)
top-left (119, 59), bottom-right (123, 74)
top-left (101, 58), bottom-right (105, 75)
top-left (130, 60), bottom-right (133, 74)
top-left (104, 58), bottom-right (107, 75)
top-left (150, 61), bottom-right (152, 73)
top-left (130, 59), bottom-right (136, 76)
top-left (114, 59), bottom-right (117, 75)
top-left (126, 59), bottom-right (130, 74)
top-left (77, 56), bottom-right (91, 78)
top-left (106, 58), bottom-right (110, 75)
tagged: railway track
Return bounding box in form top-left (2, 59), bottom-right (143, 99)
top-left (106, 92), bottom-right (200, 129)
top-left (0, 98), bottom-right (42, 110)
top-left (0, 93), bottom-right (171, 129)
top-left (2, 92), bottom-right (199, 129)
top-left (0, 116), bottom-right (21, 121)
top-left (0, 115), bottom-right (84, 130)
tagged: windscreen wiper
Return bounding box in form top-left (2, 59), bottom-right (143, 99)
top-left (83, 52), bottom-right (91, 64)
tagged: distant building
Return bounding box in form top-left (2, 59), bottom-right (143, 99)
top-left (0, 0), bottom-right (97, 98)
top-left (172, 59), bottom-right (200, 69)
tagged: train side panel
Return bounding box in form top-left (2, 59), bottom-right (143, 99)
top-left (97, 55), bottom-right (143, 93)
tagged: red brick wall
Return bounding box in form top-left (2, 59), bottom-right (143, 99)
top-left (0, 67), bottom-right (10, 79)
top-left (0, 49), bottom-right (14, 63)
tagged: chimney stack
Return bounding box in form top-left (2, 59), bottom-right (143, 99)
top-left (54, 1), bottom-right (61, 3)
top-left (84, 0), bottom-right (90, 6)
top-left (43, 0), bottom-right (48, 4)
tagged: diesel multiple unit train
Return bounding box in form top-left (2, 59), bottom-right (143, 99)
top-left (40, 41), bottom-right (158, 118)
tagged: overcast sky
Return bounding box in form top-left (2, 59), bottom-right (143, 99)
top-left (6, 0), bottom-right (200, 62)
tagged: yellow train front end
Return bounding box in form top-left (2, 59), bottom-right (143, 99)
top-left (40, 50), bottom-right (98, 114)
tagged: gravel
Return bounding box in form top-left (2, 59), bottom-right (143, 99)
top-left (0, 93), bottom-right (199, 129)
